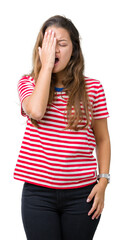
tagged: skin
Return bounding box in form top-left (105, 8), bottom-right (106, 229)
top-left (39, 26), bottom-right (73, 87)
top-left (88, 118), bottom-right (111, 220)
top-left (38, 26), bottom-right (111, 220)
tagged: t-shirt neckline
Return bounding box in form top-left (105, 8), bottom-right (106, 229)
top-left (54, 87), bottom-right (64, 92)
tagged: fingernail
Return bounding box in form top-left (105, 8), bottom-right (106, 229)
top-left (87, 198), bottom-right (90, 202)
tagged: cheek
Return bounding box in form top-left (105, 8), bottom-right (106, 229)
top-left (63, 48), bottom-right (72, 62)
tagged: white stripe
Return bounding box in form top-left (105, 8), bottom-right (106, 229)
top-left (93, 103), bottom-right (107, 110)
top-left (93, 114), bottom-right (109, 119)
top-left (15, 166), bottom-right (96, 178)
top-left (23, 134), bottom-right (90, 144)
top-left (94, 110), bottom-right (109, 115)
top-left (14, 176), bottom-right (97, 188)
top-left (22, 139), bottom-right (90, 148)
top-left (18, 153), bottom-right (95, 161)
top-left (14, 170), bottom-right (95, 183)
top-left (23, 138), bottom-right (95, 147)
top-left (26, 124), bottom-right (89, 136)
top-left (17, 161), bottom-right (97, 171)
top-left (20, 147), bottom-right (91, 156)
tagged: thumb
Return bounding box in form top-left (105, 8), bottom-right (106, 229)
top-left (86, 187), bottom-right (96, 202)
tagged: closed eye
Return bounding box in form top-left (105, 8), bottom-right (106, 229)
top-left (59, 44), bottom-right (67, 47)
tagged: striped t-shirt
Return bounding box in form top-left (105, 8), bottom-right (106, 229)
top-left (13, 75), bottom-right (109, 189)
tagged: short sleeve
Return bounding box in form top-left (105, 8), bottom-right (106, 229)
top-left (92, 82), bottom-right (109, 119)
top-left (17, 75), bottom-right (35, 117)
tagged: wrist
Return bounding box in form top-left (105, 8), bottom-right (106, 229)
top-left (98, 177), bottom-right (108, 189)
top-left (97, 173), bottom-right (110, 183)
top-left (38, 67), bottom-right (52, 80)
top-left (41, 65), bottom-right (53, 73)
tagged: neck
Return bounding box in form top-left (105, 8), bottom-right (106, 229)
top-left (55, 83), bottom-right (64, 88)
top-left (54, 69), bottom-right (66, 88)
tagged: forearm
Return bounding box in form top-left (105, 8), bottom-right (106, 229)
top-left (96, 137), bottom-right (111, 187)
top-left (29, 67), bottom-right (52, 119)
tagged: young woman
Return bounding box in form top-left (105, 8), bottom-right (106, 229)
top-left (13, 15), bottom-right (111, 240)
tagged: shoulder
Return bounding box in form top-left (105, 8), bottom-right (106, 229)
top-left (18, 75), bottom-right (35, 87)
top-left (84, 76), bottom-right (105, 103)
top-left (84, 76), bottom-right (104, 95)
top-left (84, 76), bottom-right (101, 88)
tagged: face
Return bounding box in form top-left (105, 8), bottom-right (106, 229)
top-left (45, 26), bottom-right (73, 76)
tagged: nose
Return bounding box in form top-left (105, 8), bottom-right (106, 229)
top-left (55, 43), bottom-right (60, 53)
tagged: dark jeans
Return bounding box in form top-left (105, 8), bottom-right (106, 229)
top-left (21, 182), bottom-right (101, 240)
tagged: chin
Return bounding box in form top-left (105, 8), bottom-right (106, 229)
top-left (52, 68), bottom-right (62, 73)
top-left (52, 65), bottom-right (67, 73)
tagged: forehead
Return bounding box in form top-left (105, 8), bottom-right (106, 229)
top-left (45, 26), bottom-right (70, 41)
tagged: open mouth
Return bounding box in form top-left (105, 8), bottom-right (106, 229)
top-left (54, 57), bottom-right (59, 64)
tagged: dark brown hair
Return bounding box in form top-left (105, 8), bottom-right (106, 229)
top-left (23, 15), bottom-right (92, 131)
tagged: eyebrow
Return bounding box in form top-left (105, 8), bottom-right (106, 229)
top-left (57, 39), bottom-right (68, 42)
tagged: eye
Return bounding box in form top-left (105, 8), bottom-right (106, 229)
top-left (59, 44), bottom-right (67, 47)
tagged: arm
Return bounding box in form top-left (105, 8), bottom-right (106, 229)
top-left (22, 68), bottom-right (52, 120)
top-left (93, 118), bottom-right (111, 186)
top-left (22, 29), bottom-right (56, 120)
top-left (87, 118), bottom-right (111, 219)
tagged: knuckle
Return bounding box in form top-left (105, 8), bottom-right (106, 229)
top-left (95, 208), bottom-right (99, 215)
top-left (91, 207), bottom-right (96, 213)
top-left (93, 201), bottom-right (97, 208)
top-left (95, 195), bottom-right (100, 202)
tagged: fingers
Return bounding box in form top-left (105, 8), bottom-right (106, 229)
top-left (89, 201), bottom-right (104, 220)
top-left (94, 204), bottom-right (104, 219)
top-left (41, 31), bottom-right (47, 49)
top-left (88, 198), bottom-right (98, 217)
top-left (87, 184), bottom-right (104, 220)
top-left (87, 186), bottom-right (97, 203)
top-left (45, 30), bottom-right (51, 48)
top-left (38, 29), bottom-right (56, 68)
top-left (52, 32), bottom-right (56, 49)
top-left (43, 29), bottom-right (55, 49)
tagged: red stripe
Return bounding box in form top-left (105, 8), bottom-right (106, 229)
top-left (14, 173), bottom-right (96, 187)
top-left (13, 177), bottom-right (97, 189)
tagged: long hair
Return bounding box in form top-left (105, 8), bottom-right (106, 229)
top-left (23, 15), bottom-right (92, 131)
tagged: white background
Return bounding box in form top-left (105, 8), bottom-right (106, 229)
top-left (0, 0), bottom-right (124, 239)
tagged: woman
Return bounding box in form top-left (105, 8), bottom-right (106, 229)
top-left (14, 15), bottom-right (111, 240)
